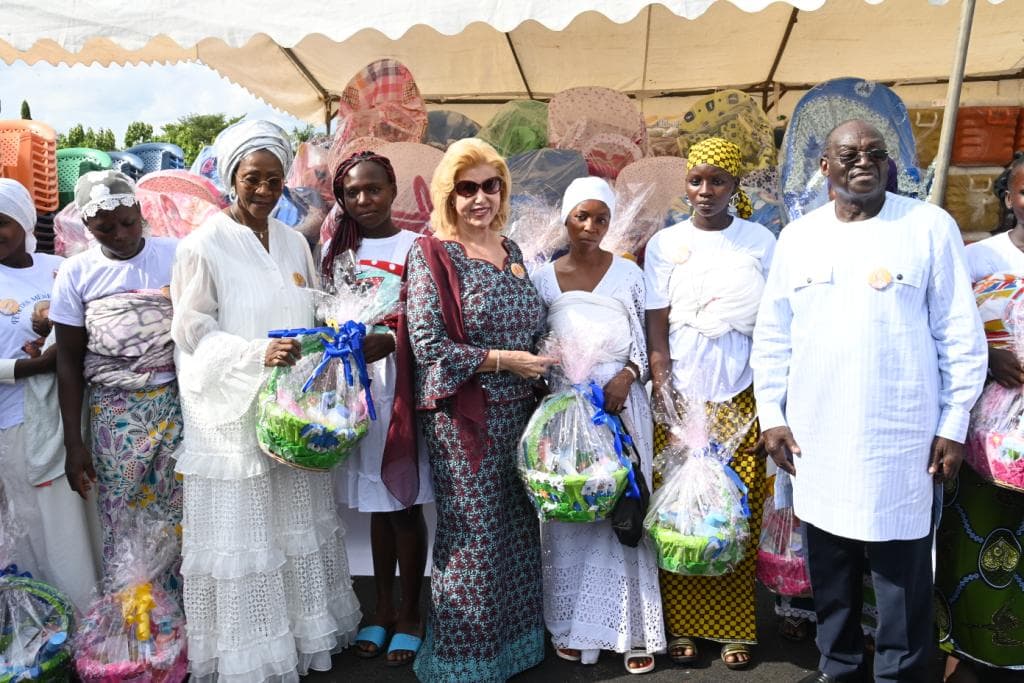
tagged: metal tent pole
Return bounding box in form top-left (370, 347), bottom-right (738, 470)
top-left (928, 0), bottom-right (977, 206)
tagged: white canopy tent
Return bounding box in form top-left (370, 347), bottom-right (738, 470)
top-left (0, 0), bottom-right (1016, 127)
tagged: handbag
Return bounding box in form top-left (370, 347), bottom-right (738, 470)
top-left (609, 416), bottom-right (651, 547)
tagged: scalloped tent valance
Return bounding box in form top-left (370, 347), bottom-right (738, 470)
top-left (0, 0), bottom-right (1016, 125)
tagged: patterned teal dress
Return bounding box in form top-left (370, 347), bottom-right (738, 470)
top-left (406, 238), bottom-right (545, 682)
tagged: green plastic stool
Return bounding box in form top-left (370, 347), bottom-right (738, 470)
top-left (56, 147), bottom-right (112, 209)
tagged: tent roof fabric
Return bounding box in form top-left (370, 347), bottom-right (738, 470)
top-left (0, 0), bottom-right (1015, 125)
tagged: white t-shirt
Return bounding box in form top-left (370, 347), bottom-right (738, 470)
top-left (966, 231), bottom-right (1024, 282)
top-left (0, 253), bottom-right (64, 429)
top-left (50, 237), bottom-right (178, 385)
top-left (644, 217), bottom-right (776, 401)
top-left (50, 237), bottom-right (178, 327)
top-left (355, 230), bottom-right (421, 279)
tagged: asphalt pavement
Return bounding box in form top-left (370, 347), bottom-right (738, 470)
top-left (305, 577), bottom-right (1024, 683)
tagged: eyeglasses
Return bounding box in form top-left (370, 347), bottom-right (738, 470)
top-left (239, 176), bottom-right (284, 192)
top-left (453, 176), bottom-right (503, 198)
top-left (828, 148), bottom-right (889, 167)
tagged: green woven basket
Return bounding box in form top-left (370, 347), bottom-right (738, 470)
top-left (519, 391), bottom-right (630, 523)
top-left (0, 576), bottom-right (74, 683)
top-left (648, 524), bottom-right (747, 576)
top-left (256, 334), bottom-right (369, 471)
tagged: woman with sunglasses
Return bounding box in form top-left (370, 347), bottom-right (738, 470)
top-left (405, 138), bottom-right (554, 682)
top-left (644, 137), bottom-right (776, 671)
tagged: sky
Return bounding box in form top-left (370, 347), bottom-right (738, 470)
top-left (0, 60), bottom-right (315, 147)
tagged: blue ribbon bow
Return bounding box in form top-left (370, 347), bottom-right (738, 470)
top-left (267, 324), bottom-right (377, 421)
top-left (575, 380), bottom-right (642, 500)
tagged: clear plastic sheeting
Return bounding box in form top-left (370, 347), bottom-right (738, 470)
top-left (644, 387), bottom-right (753, 576)
top-left (479, 101), bottom-right (549, 158)
top-left (518, 334), bottom-right (632, 523)
top-left (425, 110), bottom-right (481, 151)
top-left (73, 516), bottom-right (186, 683)
top-left (756, 472), bottom-right (811, 597)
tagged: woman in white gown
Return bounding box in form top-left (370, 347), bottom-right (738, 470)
top-left (170, 120), bottom-right (360, 682)
top-left (531, 177), bottom-right (665, 673)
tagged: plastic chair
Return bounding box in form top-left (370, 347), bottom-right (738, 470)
top-left (56, 148), bottom-right (113, 209)
top-left (136, 169), bottom-right (226, 207)
top-left (106, 151), bottom-right (145, 181)
top-left (126, 142), bottom-right (186, 174)
top-left (0, 119), bottom-right (58, 212)
top-left (34, 211), bottom-right (56, 254)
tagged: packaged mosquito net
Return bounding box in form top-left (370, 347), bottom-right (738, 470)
top-left (756, 471), bottom-right (811, 597)
top-left (644, 387), bottom-right (752, 576)
top-left (74, 518), bottom-right (186, 683)
top-left (256, 251), bottom-right (398, 471)
top-left (518, 335), bottom-right (637, 523)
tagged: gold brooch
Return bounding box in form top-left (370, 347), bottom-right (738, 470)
top-left (510, 263), bottom-right (527, 279)
top-left (868, 268), bottom-right (892, 290)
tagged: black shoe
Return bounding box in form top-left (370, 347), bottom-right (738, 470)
top-left (796, 673), bottom-right (838, 683)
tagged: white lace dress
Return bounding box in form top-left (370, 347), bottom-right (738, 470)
top-left (170, 213), bottom-right (361, 683)
top-left (531, 256), bottom-right (666, 657)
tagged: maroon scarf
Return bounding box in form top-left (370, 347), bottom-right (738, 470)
top-left (405, 236), bottom-right (488, 472)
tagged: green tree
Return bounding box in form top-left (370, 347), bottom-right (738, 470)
top-left (291, 124), bottom-right (316, 144)
top-left (123, 121), bottom-right (154, 148)
top-left (156, 113), bottom-right (244, 165)
top-left (19, 100), bottom-right (30, 120)
top-left (57, 124), bottom-right (86, 148)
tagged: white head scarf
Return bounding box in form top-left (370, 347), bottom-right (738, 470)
top-left (74, 170), bottom-right (138, 221)
top-left (214, 119), bottom-right (294, 191)
top-left (0, 179), bottom-right (38, 253)
top-left (559, 176), bottom-right (617, 225)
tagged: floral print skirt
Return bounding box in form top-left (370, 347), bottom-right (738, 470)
top-left (90, 381), bottom-right (184, 599)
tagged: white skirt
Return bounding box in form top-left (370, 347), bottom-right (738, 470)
top-left (0, 423), bottom-right (102, 610)
top-left (176, 412), bottom-right (362, 683)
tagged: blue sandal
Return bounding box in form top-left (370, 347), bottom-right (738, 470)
top-left (354, 625), bottom-right (389, 659)
top-left (386, 632), bottom-right (423, 667)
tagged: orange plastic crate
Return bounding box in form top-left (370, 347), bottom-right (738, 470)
top-left (951, 107), bottom-right (1020, 167)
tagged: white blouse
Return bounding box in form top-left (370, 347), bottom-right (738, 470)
top-left (643, 217), bottom-right (776, 401)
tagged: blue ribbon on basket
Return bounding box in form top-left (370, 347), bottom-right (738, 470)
top-left (0, 564), bottom-right (31, 578)
top-left (267, 323), bottom-right (377, 421)
top-left (722, 464), bottom-right (751, 519)
top-left (576, 380), bottom-right (642, 500)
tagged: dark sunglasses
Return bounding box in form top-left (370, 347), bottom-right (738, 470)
top-left (454, 176), bottom-right (503, 198)
top-left (829, 148), bottom-right (889, 167)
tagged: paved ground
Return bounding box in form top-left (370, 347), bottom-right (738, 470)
top-left (306, 577), bottom-right (1024, 682)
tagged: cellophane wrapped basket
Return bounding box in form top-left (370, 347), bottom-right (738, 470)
top-left (0, 574), bottom-right (74, 683)
top-left (256, 328), bottom-right (372, 471)
top-left (0, 478), bottom-right (74, 683)
top-left (965, 287), bottom-right (1024, 492)
top-left (256, 251), bottom-right (398, 471)
top-left (756, 472), bottom-right (811, 597)
top-left (518, 335), bottom-right (632, 523)
top-left (644, 388), bottom-right (752, 576)
top-left (74, 519), bottom-right (186, 683)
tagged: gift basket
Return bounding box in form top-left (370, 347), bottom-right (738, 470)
top-left (256, 252), bottom-right (396, 471)
top-left (0, 482), bottom-right (75, 683)
top-left (644, 387), bottom-right (752, 576)
top-left (756, 472), bottom-right (811, 597)
top-left (503, 195), bottom-right (566, 276)
top-left (73, 519), bottom-right (185, 683)
top-left (518, 336), bottom-right (637, 523)
top-left (966, 284), bottom-right (1024, 492)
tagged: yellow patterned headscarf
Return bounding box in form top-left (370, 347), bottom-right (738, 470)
top-left (686, 137), bottom-right (753, 219)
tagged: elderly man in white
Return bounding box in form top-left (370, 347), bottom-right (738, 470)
top-left (752, 119), bottom-right (987, 683)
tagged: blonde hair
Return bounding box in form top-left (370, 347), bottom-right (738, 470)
top-left (430, 138), bottom-right (512, 239)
